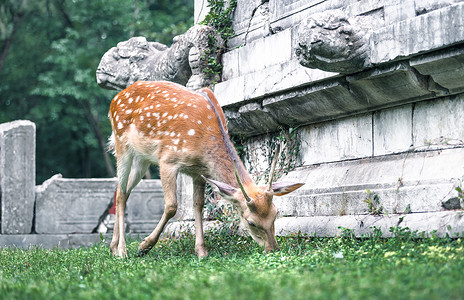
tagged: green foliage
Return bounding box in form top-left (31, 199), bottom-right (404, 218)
top-left (1, 228), bottom-right (464, 299)
top-left (364, 189), bottom-right (385, 215)
top-left (0, 0), bottom-right (193, 183)
top-left (200, 0), bottom-right (237, 41)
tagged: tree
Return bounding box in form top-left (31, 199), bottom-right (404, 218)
top-left (0, 0), bottom-right (193, 183)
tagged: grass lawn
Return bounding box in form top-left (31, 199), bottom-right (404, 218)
top-left (1, 227), bottom-right (463, 299)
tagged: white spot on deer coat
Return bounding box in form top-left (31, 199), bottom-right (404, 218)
top-left (188, 129), bottom-right (195, 136)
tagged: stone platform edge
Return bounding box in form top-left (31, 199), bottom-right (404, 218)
top-left (1, 211), bottom-right (462, 250)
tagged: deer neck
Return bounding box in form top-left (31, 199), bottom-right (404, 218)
top-left (207, 146), bottom-right (253, 190)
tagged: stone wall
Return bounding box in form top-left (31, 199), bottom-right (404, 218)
top-left (0, 120), bottom-right (167, 249)
top-left (205, 0), bottom-right (464, 236)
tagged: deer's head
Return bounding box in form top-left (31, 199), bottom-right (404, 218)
top-left (203, 145), bottom-right (304, 252)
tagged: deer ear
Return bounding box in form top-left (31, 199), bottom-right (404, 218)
top-left (270, 182), bottom-right (305, 196)
top-left (202, 176), bottom-right (238, 198)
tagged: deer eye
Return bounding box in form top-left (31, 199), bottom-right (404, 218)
top-left (247, 220), bottom-right (256, 227)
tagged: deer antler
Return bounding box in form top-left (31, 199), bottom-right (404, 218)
top-left (268, 143), bottom-right (281, 191)
top-left (234, 160), bottom-right (254, 205)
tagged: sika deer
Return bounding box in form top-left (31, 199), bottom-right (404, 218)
top-left (108, 81), bottom-right (304, 258)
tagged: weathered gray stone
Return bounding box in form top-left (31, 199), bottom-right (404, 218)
top-left (176, 174), bottom-right (194, 221)
top-left (370, 3), bottom-right (464, 64)
top-left (295, 9), bottom-right (371, 73)
top-left (273, 148), bottom-right (464, 217)
top-left (0, 120), bottom-right (35, 234)
top-left (228, 0), bottom-right (272, 48)
top-left (275, 211), bottom-right (464, 238)
top-left (299, 113), bottom-right (373, 165)
top-left (262, 78), bottom-right (361, 128)
top-left (224, 103), bottom-right (280, 137)
top-left (413, 94), bottom-right (464, 149)
top-left (269, 0), bottom-right (346, 37)
top-left (347, 63), bottom-right (434, 107)
top-left (125, 180), bottom-right (164, 233)
top-left (383, 1), bottom-right (416, 26)
top-left (35, 175), bottom-right (164, 234)
top-left (237, 29), bottom-right (292, 76)
top-left (96, 25), bottom-right (223, 90)
top-left (373, 105), bottom-right (413, 156)
top-left (35, 175), bottom-right (117, 234)
top-left (0, 233), bottom-right (105, 250)
top-left (217, 58), bottom-right (336, 106)
top-left (411, 46), bottom-right (464, 94)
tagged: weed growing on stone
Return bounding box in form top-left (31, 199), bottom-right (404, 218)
top-left (364, 189), bottom-right (385, 215)
top-left (1, 227), bottom-right (463, 299)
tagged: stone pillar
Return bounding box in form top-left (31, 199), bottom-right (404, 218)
top-left (0, 120), bottom-right (36, 234)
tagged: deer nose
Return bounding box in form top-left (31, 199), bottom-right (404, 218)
top-left (264, 237), bottom-right (280, 252)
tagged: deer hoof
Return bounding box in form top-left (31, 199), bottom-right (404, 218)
top-left (137, 246), bottom-right (151, 257)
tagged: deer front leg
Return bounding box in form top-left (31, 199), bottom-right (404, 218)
top-left (193, 177), bottom-right (207, 258)
top-left (110, 184), bottom-right (129, 258)
top-left (138, 163), bottom-right (179, 256)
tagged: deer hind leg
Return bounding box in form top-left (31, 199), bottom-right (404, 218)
top-left (193, 176), bottom-right (207, 257)
top-left (138, 162), bottom-right (179, 256)
top-left (110, 184), bottom-right (130, 257)
top-left (111, 152), bottom-right (150, 258)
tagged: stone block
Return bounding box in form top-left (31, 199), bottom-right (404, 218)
top-left (214, 76), bottom-right (245, 107)
top-left (262, 79), bottom-right (363, 127)
top-left (126, 180), bottom-right (164, 233)
top-left (228, 0), bottom-right (270, 48)
top-left (243, 60), bottom-right (336, 101)
top-left (0, 233), bottom-right (104, 250)
top-left (298, 114), bottom-right (373, 165)
top-left (413, 94), bottom-right (464, 148)
top-left (35, 176), bottom-right (164, 234)
top-left (411, 46), bottom-right (464, 94)
top-left (35, 176), bottom-right (118, 234)
top-left (275, 211), bottom-right (464, 238)
top-left (215, 59), bottom-right (336, 110)
top-left (221, 49), bottom-right (240, 81)
top-left (223, 103), bottom-right (280, 137)
top-left (373, 104), bottom-right (413, 156)
top-left (236, 29), bottom-right (292, 77)
top-left (370, 3), bottom-right (464, 64)
top-left (0, 120), bottom-right (36, 234)
top-left (383, 1), bottom-right (416, 25)
top-left (269, 0), bottom-right (345, 32)
top-left (273, 148), bottom-right (464, 217)
top-left (347, 63), bottom-right (433, 107)
top-left (176, 174), bottom-right (194, 221)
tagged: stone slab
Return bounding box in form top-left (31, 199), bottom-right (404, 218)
top-left (0, 233), bottom-right (105, 250)
top-left (370, 3), bottom-right (464, 64)
top-left (126, 180), bottom-right (164, 233)
top-left (35, 176), bottom-right (164, 234)
top-left (413, 94), bottom-right (464, 148)
top-left (347, 63), bottom-right (434, 107)
top-left (411, 45), bottom-right (464, 94)
top-left (236, 29), bottom-right (292, 77)
top-left (0, 120), bottom-right (36, 234)
top-left (262, 79), bottom-right (362, 128)
top-left (373, 105), bottom-right (413, 156)
top-left (275, 211), bottom-right (464, 238)
top-left (299, 113), bottom-right (373, 165)
top-left (215, 59), bottom-right (336, 108)
top-left (273, 148), bottom-right (464, 217)
top-left (269, 0), bottom-right (345, 34)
